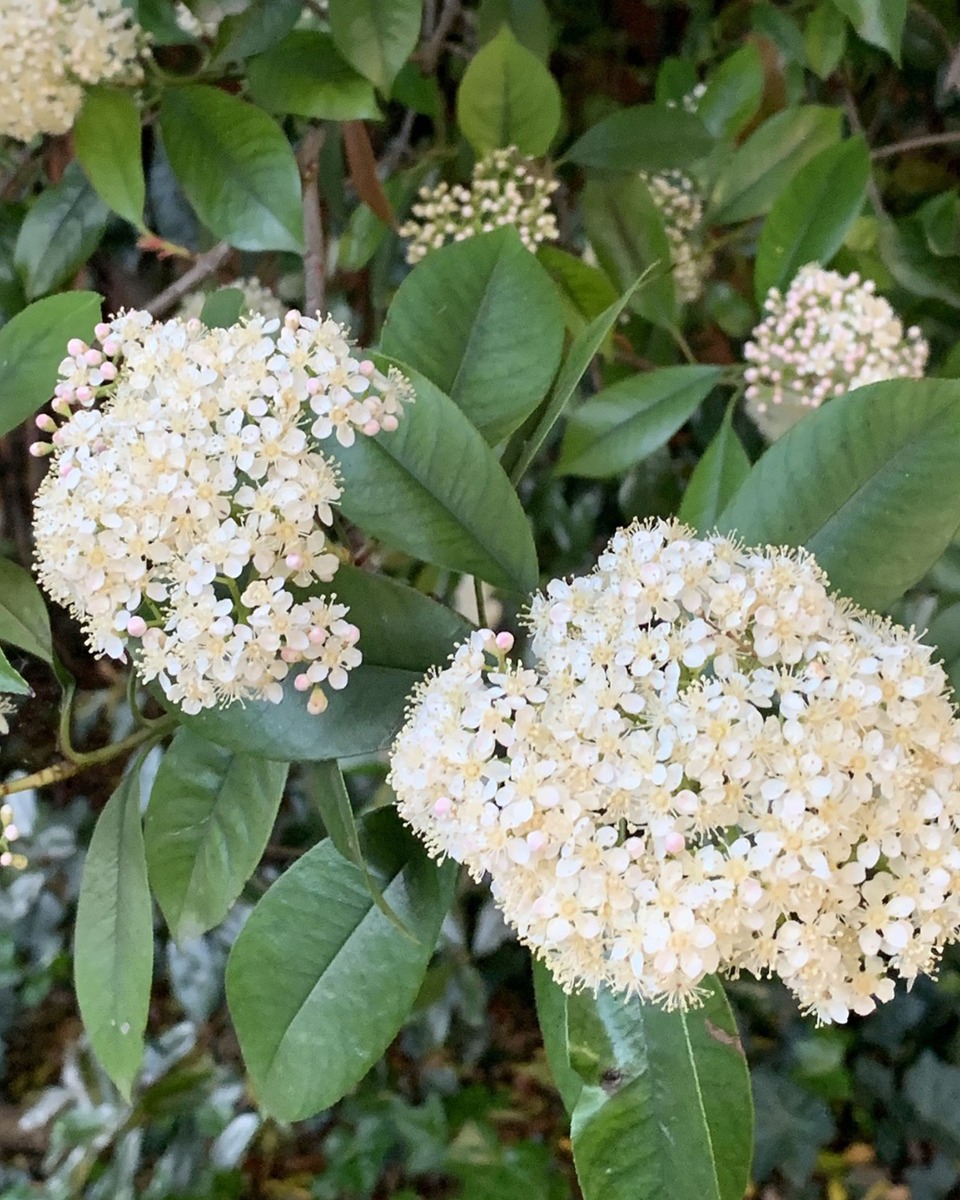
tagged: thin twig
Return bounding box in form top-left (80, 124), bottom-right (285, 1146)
top-left (298, 125), bottom-right (327, 317)
top-left (380, 108), bottom-right (418, 176)
top-left (872, 130), bottom-right (960, 159)
top-left (145, 241), bottom-right (232, 316)
top-left (414, 0), bottom-right (462, 72)
top-left (843, 91), bottom-right (886, 217)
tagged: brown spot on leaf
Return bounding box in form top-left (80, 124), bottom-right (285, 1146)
top-left (706, 1019), bottom-right (745, 1057)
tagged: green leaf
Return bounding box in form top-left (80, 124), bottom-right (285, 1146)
top-left (145, 729), bottom-right (288, 943)
top-left (0, 202), bottom-right (26, 323)
top-left (565, 979), bottom-right (753, 1200)
top-left (879, 216), bottom-right (960, 310)
top-left (754, 137), bottom-right (870, 303)
top-left (718, 379), bottom-right (960, 612)
top-left (697, 44), bottom-right (764, 140)
top-left (582, 177), bottom-right (677, 330)
top-left (557, 365), bottom-right (722, 478)
top-left (129, 0), bottom-right (197, 44)
top-left (0, 646), bottom-right (30, 696)
top-left (678, 404), bottom-right (750, 532)
top-left (830, 0), bottom-right (907, 62)
top-left (476, 0), bottom-right (552, 59)
top-left (0, 290), bottom-right (100, 438)
top-left (565, 105), bottom-right (714, 174)
top-left (74, 759), bottom-right (153, 1100)
top-left (209, 0), bottom-right (303, 65)
top-left (14, 163), bottom-right (108, 300)
top-left (380, 228), bottom-right (565, 444)
top-left (537, 245), bottom-right (618, 339)
top-left (0, 559), bottom-right (53, 665)
top-left (159, 85), bottom-right (304, 253)
top-left (532, 959), bottom-right (584, 1114)
top-left (199, 287), bottom-right (245, 330)
top-left (805, 2), bottom-right (848, 78)
top-left (457, 26), bottom-right (562, 156)
top-left (329, 0), bottom-right (422, 95)
top-left (709, 106), bottom-right (843, 226)
top-left (248, 31), bottom-right (381, 121)
top-left (226, 811), bottom-right (456, 1121)
top-left (74, 89), bottom-right (146, 230)
top-left (334, 362), bottom-right (540, 592)
top-left (174, 564), bottom-right (470, 761)
top-left (918, 191), bottom-right (960, 258)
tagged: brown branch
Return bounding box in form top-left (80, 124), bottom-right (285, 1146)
top-left (144, 241), bottom-right (232, 317)
top-left (872, 130), bottom-right (960, 159)
top-left (843, 91), bottom-right (886, 217)
top-left (298, 125), bottom-right (327, 318)
top-left (413, 0), bottom-right (462, 72)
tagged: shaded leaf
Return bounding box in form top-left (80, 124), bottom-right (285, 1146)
top-left (476, 0), bottom-right (553, 59)
top-left (697, 44), bottom-right (764, 139)
top-left (248, 31), bottom-right (381, 122)
top-left (532, 959), bottom-right (583, 1114)
top-left (0, 557), bottom-right (54, 664)
top-left (209, 0), bottom-right (303, 64)
top-left (74, 89), bottom-right (146, 229)
top-left (805, 2), bottom-right (848, 78)
top-left (565, 106), bottom-right (714, 174)
top-left (0, 646), bottom-right (30, 696)
top-left (14, 163), bottom-right (108, 300)
top-left (831, 0), bottom-right (907, 62)
top-left (537, 245), bottom-right (619, 339)
top-left (199, 287), bottom-right (244, 330)
top-left (329, 0), bottom-right (423, 95)
top-left (678, 403), bottom-right (750, 531)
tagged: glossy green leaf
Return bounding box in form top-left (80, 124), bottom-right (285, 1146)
top-left (532, 959), bottom-right (584, 1114)
top-left (457, 26), bottom-right (562, 156)
top-left (831, 0), bottom-right (907, 62)
top-left (678, 404), bottom-right (750, 532)
top-left (74, 89), bottom-right (145, 230)
top-left (145, 729), bottom-right (288, 943)
top-left (129, 0), bottom-right (197, 43)
top-left (0, 646), bottom-right (30, 696)
top-left (75, 759), bottom-right (153, 1100)
top-left (248, 31), bottom-right (381, 121)
top-left (709, 106), bottom-right (843, 226)
top-left (476, 0), bottom-right (552, 59)
top-left (14, 164), bottom-right (108, 300)
top-left (175, 565), bottom-right (470, 761)
top-left (565, 105), bottom-right (714, 174)
top-left (557, 365), bottom-right (722, 478)
top-left (209, 0), bottom-right (303, 64)
top-left (805, 2), bottom-right (848, 78)
top-left (0, 202), bottom-right (26, 323)
top-left (0, 558), bottom-right (53, 664)
top-left (754, 137), bottom-right (870, 302)
top-left (0, 290), bottom-right (100, 438)
top-left (199, 287), bottom-right (245, 330)
top-left (718, 379), bottom-right (960, 612)
top-left (160, 86), bottom-right (304, 253)
top-left (333, 364), bottom-right (539, 592)
top-left (226, 812), bottom-right (456, 1121)
top-left (380, 228), bottom-right (565, 444)
top-left (918, 191), bottom-right (960, 258)
top-left (879, 217), bottom-right (960, 310)
top-left (329, 0), bottom-right (422, 95)
top-left (565, 979), bottom-right (753, 1200)
top-left (697, 44), bottom-right (764, 139)
top-left (537, 245), bottom-right (618, 338)
top-left (582, 177), bottom-right (677, 330)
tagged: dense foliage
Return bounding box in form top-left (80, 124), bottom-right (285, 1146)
top-left (3, 2), bottom-right (960, 1198)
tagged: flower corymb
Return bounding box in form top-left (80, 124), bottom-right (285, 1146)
top-left (744, 264), bottom-right (928, 441)
top-left (389, 519), bottom-right (960, 1024)
top-left (32, 309), bottom-right (412, 717)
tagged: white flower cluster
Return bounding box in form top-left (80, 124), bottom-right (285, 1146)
top-left (178, 277), bottom-right (286, 324)
top-left (390, 519), bottom-right (960, 1024)
top-left (0, 799), bottom-right (25, 871)
top-left (398, 147), bottom-right (559, 264)
top-left (0, 0), bottom-right (143, 143)
top-left (32, 309), bottom-right (413, 717)
top-left (640, 170), bottom-right (711, 304)
top-left (0, 697), bottom-right (15, 739)
top-left (744, 264), bottom-right (929, 441)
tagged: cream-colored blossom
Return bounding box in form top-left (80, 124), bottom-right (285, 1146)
top-left (178, 277), bottom-right (286, 323)
top-left (0, 797), bottom-right (25, 871)
top-left (32, 309), bottom-right (412, 717)
top-left (640, 170), bottom-right (711, 304)
top-left (0, 0), bottom-right (144, 143)
top-left (390, 518), bottom-right (960, 1024)
top-left (744, 264), bottom-right (929, 441)
top-left (399, 147), bottom-right (559, 264)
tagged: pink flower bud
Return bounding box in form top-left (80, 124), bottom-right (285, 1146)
top-left (285, 552), bottom-right (304, 571)
top-left (67, 338), bottom-right (86, 357)
top-left (343, 623), bottom-right (360, 644)
top-left (294, 673), bottom-right (311, 691)
top-left (127, 615), bottom-right (147, 637)
top-left (35, 414), bottom-right (56, 432)
top-left (495, 631), bottom-right (514, 653)
top-left (306, 377), bottom-right (320, 394)
top-left (100, 362), bottom-right (117, 380)
top-left (83, 348), bottom-right (102, 367)
top-left (75, 386), bottom-right (92, 403)
top-left (94, 323), bottom-right (111, 341)
top-left (381, 415), bottom-right (399, 432)
top-left (359, 359), bottom-right (375, 376)
top-left (433, 796), bottom-right (453, 818)
top-left (308, 626), bottom-right (326, 645)
top-left (362, 419), bottom-right (380, 436)
top-left (280, 647), bottom-right (299, 663)
top-left (29, 442), bottom-right (50, 457)
top-left (307, 686), bottom-right (327, 715)
top-left (664, 831), bottom-right (685, 855)
top-left (102, 339), bottom-right (119, 356)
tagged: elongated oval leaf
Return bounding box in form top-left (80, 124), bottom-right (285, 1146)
top-left (74, 88), bottom-right (146, 229)
top-left (0, 291), bottom-right (101, 438)
top-left (832, 0), bottom-right (906, 62)
top-left (557, 365), bottom-right (722, 478)
top-left (564, 978), bottom-right (753, 1200)
top-left (718, 379), bottom-right (960, 611)
top-left (175, 565), bottom-right (470, 761)
top-left (678, 407), bottom-right (750, 532)
top-left (74, 759), bottom-right (153, 1100)
top-left (697, 44), bottom-right (764, 139)
top-left (754, 137), bottom-right (869, 302)
top-left (533, 959), bottom-right (584, 1114)
top-left (537, 245), bottom-right (619, 337)
top-left (329, 0), bottom-right (422, 95)
top-left (159, 86), bottom-right (304, 253)
top-left (477, 0), bottom-right (553, 58)
top-left (381, 228), bottom-right (565, 444)
top-left (145, 729), bottom-right (288, 943)
top-left (565, 105), bottom-right (714, 173)
top-left (0, 557), bottom-right (53, 663)
top-left (14, 164), bottom-right (108, 300)
top-left (457, 26), bottom-right (562, 156)
top-left (248, 31), bottom-right (380, 121)
top-left (226, 813), bottom-right (456, 1121)
top-left (0, 646), bottom-right (30, 696)
top-left (708, 106), bottom-right (843, 226)
top-left (333, 364), bottom-right (539, 592)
